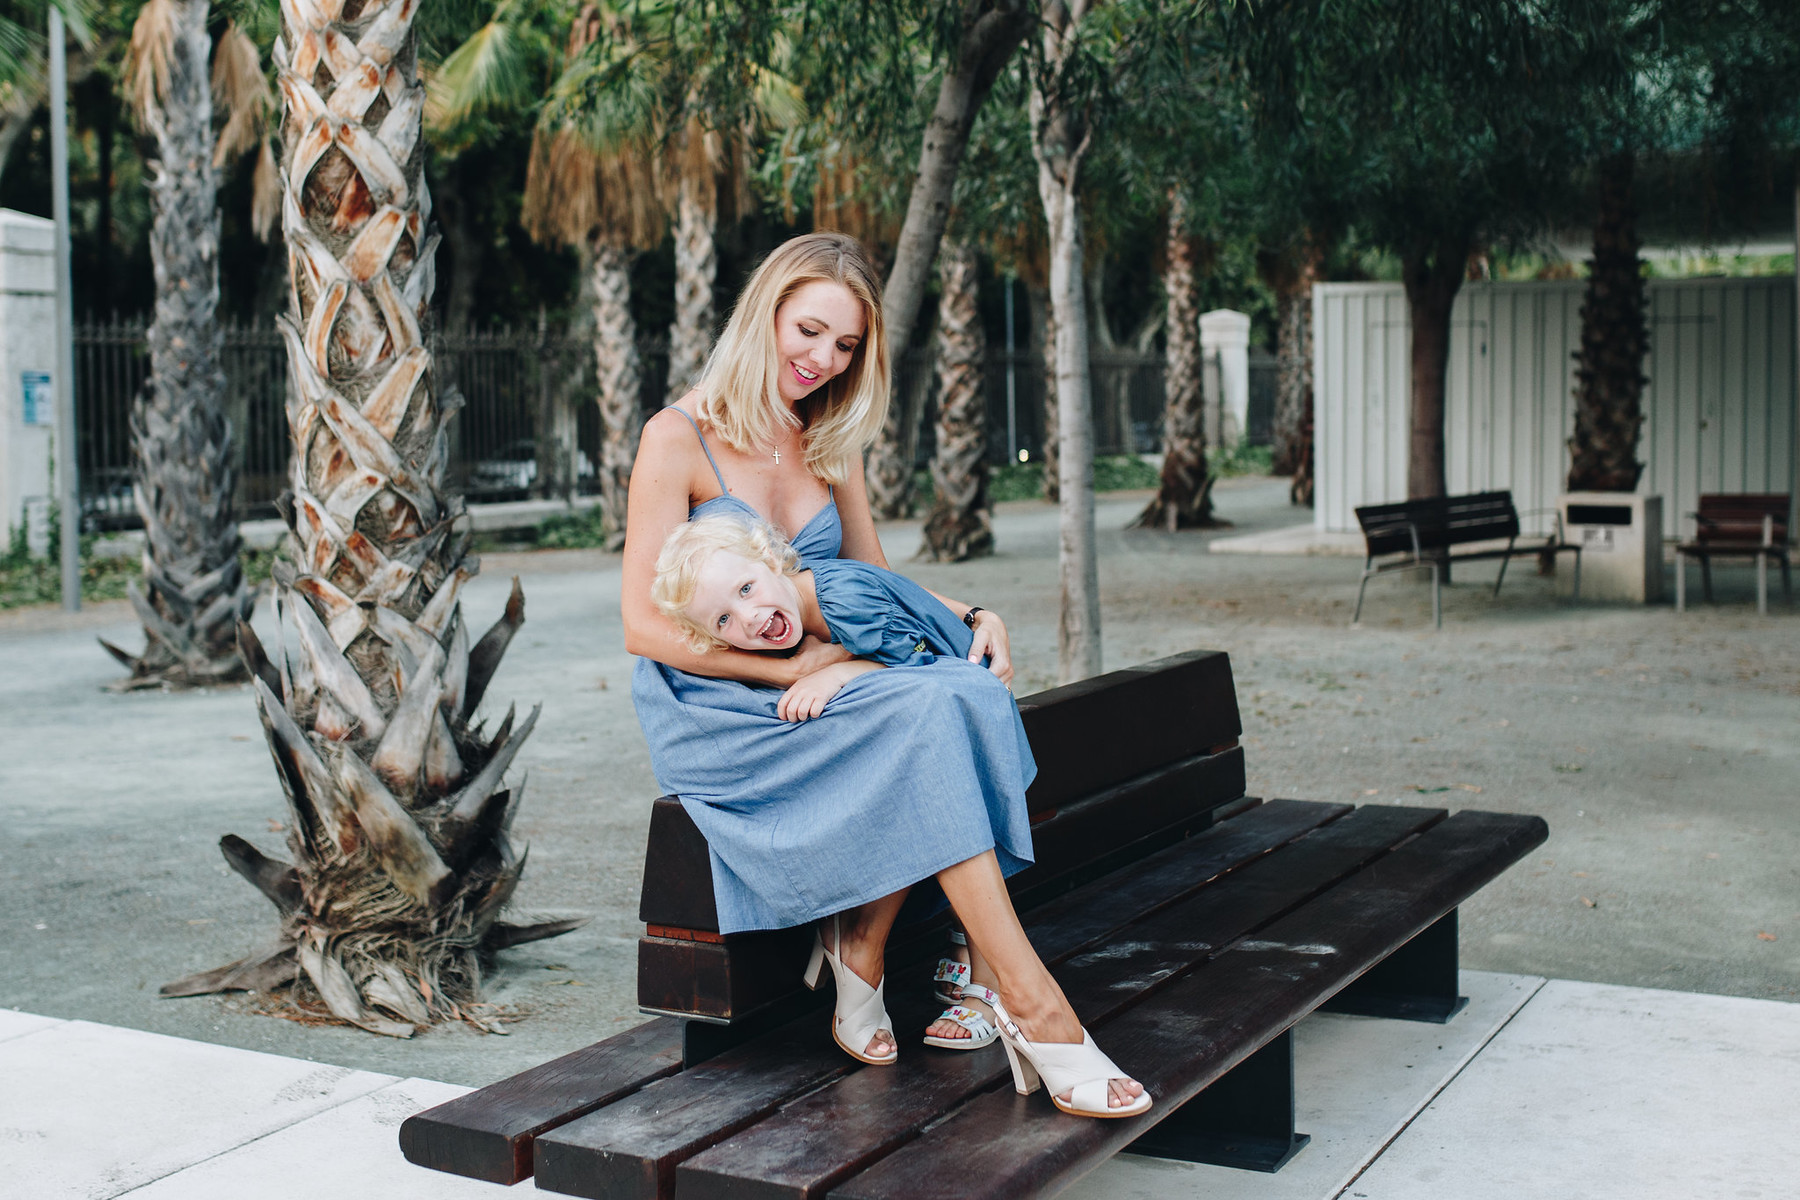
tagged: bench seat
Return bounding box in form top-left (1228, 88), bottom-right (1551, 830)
top-left (400, 650), bottom-right (1547, 1197)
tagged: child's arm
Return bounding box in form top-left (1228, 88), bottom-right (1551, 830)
top-left (777, 660), bottom-right (884, 722)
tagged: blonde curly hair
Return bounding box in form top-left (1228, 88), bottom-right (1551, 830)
top-left (651, 514), bottom-right (802, 653)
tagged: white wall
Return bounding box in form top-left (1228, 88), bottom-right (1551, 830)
top-left (1314, 277), bottom-right (1798, 539)
top-left (0, 209), bottom-right (58, 552)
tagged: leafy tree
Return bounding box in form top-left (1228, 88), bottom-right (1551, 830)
top-left (1234, 0), bottom-right (1585, 502)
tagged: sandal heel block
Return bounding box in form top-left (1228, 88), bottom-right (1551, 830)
top-left (803, 933), bottom-right (826, 991)
top-left (988, 996), bottom-right (1152, 1119)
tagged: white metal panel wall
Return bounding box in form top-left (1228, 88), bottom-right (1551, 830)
top-left (1313, 277), bottom-right (1798, 538)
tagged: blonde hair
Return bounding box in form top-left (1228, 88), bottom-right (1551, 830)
top-left (694, 232), bottom-right (889, 484)
top-left (652, 514), bottom-right (802, 653)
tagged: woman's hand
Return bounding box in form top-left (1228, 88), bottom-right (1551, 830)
top-left (777, 659), bottom-right (882, 722)
top-left (966, 610), bottom-right (1014, 686)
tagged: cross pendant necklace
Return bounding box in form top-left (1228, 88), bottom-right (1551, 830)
top-left (771, 450), bottom-right (781, 465)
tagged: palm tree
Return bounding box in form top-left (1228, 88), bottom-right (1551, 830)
top-left (1565, 155), bottom-right (1648, 491)
top-left (1134, 190), bottom-right (1221, 530)
top-left (102, 3), bottom-right (271, 689)
top-left (919, 238), bottom-right (992, 561)
top-left (163, 0), bottom-right (578, 1034)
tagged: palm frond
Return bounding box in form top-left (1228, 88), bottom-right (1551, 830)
top-left (428, 18), bottom-right (537, 131)
top-left (250, 138), bottom-right (279, 241)
top-left (123, 0), bottom-right (178, 128)
top-left (211, 20), bottom-right (272, 167)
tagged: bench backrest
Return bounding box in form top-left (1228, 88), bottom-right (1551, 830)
top-left (1355, 491), bottom-right (1520, 557)
top-left (1694, 493), bottom-right (1791, 546)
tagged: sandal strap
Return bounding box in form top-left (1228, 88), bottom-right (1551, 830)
top-left (935, 1004), bottom-right (996, 1039)
top-left (933, 958), bottom-right (971, 988)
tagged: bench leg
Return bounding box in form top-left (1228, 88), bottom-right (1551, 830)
top-left (1758, 553), bottom-right (1768, 615)
top-left (1431, 562), bottom-right (1441, 629)
top-left (1676, 552), bottom-right (1686, 612)
top-left (1127, 1028), bottom-right (1310, 1173)
top-left (1352, 566), bottom-right (1373, 626)
top-left (678, 1002), bottom-right (807, 1069)
top-left (1323, 908), bottom-right (1468, 1024)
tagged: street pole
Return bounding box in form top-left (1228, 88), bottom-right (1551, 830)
top-left (1004, 275), bottom-right (1018, 462)
top-left (49, 7), bottom-right (79, 612)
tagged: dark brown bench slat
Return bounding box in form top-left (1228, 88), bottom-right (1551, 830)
top-left (671, 804), bottom-right (1437, 1200)
top-left (396, 1016), bottom-right (682, 1184)
top-left (535, 801), bottom-right (1345, 1200)
top-left (1018, 649), bottom-right (1240, 814)
top-left (826, 810), bottom-right (1548, 1200)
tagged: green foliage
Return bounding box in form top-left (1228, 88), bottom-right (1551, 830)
top-left (0, 518), bottom-right (137, 608)
top-left (1208, 441), bottom-right (1273, 479)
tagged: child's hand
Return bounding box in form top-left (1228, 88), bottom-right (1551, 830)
top-left (777, 660), bottom-right (882, 722)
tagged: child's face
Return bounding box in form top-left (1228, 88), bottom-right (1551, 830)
top-left (686, 550), bottom-right (804, 651)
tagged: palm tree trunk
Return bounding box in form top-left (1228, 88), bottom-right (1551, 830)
top-left (103, 0), bottom-right (252, 690)
top-left (593, 240), bottom-right (641, 548)
top-left (163, 0), bottom-right (579, 1034)
top-left (1401, 232), bottom-right (1470, 501)
top-left (666, 150), bottom-right (716, 404)
top-left (1134, 192), bottom-right (1219, 531)
top-left (1270, 241), bottom-right (1320, 481)
top-left (1032, 0), bottom-right (1099, 684)
top-left (1567, 151), bottom-right (1648, 492)
top-left (920, 240), bottom-right (992, 561)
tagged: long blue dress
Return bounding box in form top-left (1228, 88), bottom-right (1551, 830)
top-left (631, 416), bottom-right (1036, 934)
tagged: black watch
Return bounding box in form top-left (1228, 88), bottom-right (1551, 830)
top-left (962, 606), bottom-right (986, 629)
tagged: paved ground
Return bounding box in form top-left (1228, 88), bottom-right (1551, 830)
top-left (2, 476), bottom-right (1796, 1090)
top-left (9, 972), bottom-right (1799, 1199)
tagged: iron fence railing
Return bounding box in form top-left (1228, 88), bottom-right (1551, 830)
top-left (72, 317), bottom-right (1270, 530)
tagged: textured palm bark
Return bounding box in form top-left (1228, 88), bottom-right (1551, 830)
top-left (1270, 243), bottom-right (1320, 483)
top-left (163, 0), bottom-right (578, 1035)
top-left (865, 385), bottom-right (919, 518)
top-left (1034, 282), bottom-right (1059, 503)
top-left (665, 166), bottom-right (716, 404)
top-left (103, 0), bottom-right (253, 690)
top-left (1134, 196), bottom-right (1220, 531)
top-left (1567, 152), bottom-right (1648, 492)
top-left (593, 241), bottom-right (641, 549)
top-left (920, 242), bottom-right (993, 561)
top-left (1032, 0), bottom-right (1099, 684)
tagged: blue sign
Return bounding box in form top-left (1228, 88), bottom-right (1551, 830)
top-left (21, 371), bottom-right (53, 427)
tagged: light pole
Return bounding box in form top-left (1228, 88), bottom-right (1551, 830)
top-left (49, 6), bottom-right (79, 612)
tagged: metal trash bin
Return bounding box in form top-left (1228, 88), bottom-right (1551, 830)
top-left (1556, 492), bottom-right (1664, 603)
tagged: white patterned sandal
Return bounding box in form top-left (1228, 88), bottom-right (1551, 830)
top-left (932, 929), bottom-right (971, 1004)
top-left (802, 913), bottom-right (897, 1066)
top-left (922, 984), bottom-right (1001, 1050)
top-left (988, 993), bottom-right (1152, 1118)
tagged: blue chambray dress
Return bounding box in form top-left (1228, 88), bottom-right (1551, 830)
top-left (631, 413), bottom-right (1036, 934)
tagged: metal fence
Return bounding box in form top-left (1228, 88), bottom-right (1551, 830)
top-left (73, 318), bottom-right (1268, 529)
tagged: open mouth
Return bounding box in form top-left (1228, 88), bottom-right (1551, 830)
top-left (791, 363), bottom-right (820, 387)
top-left (757, 611), bottom-right (793, 643)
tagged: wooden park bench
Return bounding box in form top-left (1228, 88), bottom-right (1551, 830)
top-left (1675, 493), bottom-right (1792, 615)
top-left (400, 649), bottom-right (1546, 1198)
top-left (1353, 490), bottom-right (1581, 627)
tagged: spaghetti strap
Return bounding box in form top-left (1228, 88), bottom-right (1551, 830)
top-left (670, 407), bottom-right (730, 495)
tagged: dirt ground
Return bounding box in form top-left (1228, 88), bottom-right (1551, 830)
top-left (2, 475), bottom-right (1794, 1087)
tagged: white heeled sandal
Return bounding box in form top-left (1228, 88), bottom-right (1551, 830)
top-left (988, 994), bottom-right (1152, 1118)
top-left (802, 914), bottom-right (897, 1066)
top-left (923, 984), bottom-right (1002, 1050)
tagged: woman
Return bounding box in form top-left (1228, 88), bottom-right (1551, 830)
top-left (623, 233), bottom-right (1147, 1117)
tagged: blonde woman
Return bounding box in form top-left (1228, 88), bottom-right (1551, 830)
top-left (623, 233), bottom-right (1148, 1116)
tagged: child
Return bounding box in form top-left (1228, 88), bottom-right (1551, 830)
top-left (651, 513), bottom-right (993, 722)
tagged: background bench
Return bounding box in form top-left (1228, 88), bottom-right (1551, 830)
top-left (1675, 492), bottom-right (1792, 614)
top-left (401, 649), bottom-right (1546, 1197)
top-left (1354, 490), bottom-right (1580, 627)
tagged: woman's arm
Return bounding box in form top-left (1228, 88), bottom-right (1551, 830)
top-left (836, 454), bottom-right (1014, 684)
top-left (621, 409), bottom-right (847, 686)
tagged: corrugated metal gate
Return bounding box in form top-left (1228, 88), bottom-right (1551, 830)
top-left (1313, 277), bottom-right (1798, 539)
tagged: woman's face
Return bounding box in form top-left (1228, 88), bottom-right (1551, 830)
top-left (772, 280), bottom-right (866, 406)
top-left (686, 549), bottom-right (805, 651)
